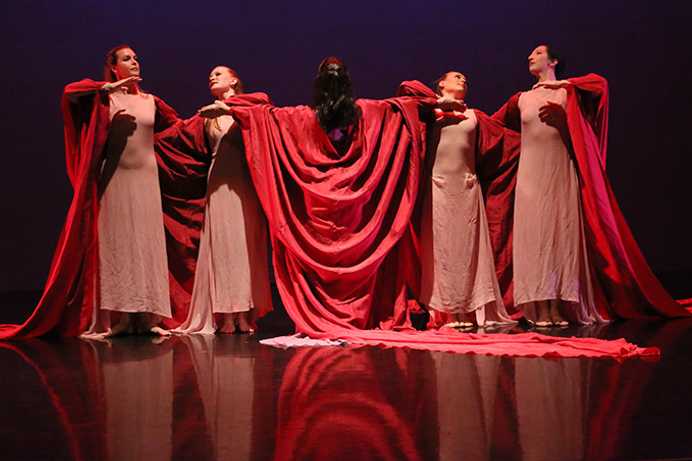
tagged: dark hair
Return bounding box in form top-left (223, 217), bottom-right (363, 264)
top-left (432, 71), bottom-right (452, 96)
top-left (103, 44), bottom-right (133, 82)
top-left (313, 56), bottom-right (359, 132)
top-left (542, 44), bottom-right (565, 78)
top-left (218, 66), bottom-right (244, 94)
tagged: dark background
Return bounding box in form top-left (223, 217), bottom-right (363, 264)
top-left (1, 0), bottom-right (690, 292)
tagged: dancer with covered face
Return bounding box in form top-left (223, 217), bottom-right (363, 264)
top-left (399, 73), bottom-right (514, 328)
top-left (492, 44), bottom-right (691, 325)
top-left (158, 66), bottom-right (272, 334)
top-left (0, 45), bottom-right (181, 339)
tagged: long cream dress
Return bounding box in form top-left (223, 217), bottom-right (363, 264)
top-left (513, 87), bottom-right (599, 323)
top-left (175, 115), bottom-right (272, 334)
top-left (97, 90), bottom-right (171, 318)
top-left (419, 110), bottom-right (511, 324)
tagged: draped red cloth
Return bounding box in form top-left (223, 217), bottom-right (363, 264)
top-left (0, 79), bottom-right (201, 339)
top-left (227, 86), bottom-right (658, 359)
top-left (491, 74), bottom-right (692, 319)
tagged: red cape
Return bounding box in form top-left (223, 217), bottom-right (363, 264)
top-left (226, 91), bottom-right (434, 333)
top-left (492, 74), bottom-right (691, 318)
top-left (0, 79), bottom-right (200, 339)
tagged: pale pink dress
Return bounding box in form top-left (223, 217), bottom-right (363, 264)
top-left (419, 110), bottom-right (511, 324)
top-left (96, 90), bottom-right (171, 318)
top-left (175, 115), bottom-right (272, 334)
top-left (514, 88), bottom-right (600, 323)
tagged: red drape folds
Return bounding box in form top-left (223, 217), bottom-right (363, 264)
top-left (155, 114), bottom-right (209, 327)
top-left (227, 92), bottom-right (434, 333)
top-left (491, 74), bottom-right (691, 319)
top-left (226, 87), bottom-right (657, 359)
top-left (0, 79), bottom-right (197, 339)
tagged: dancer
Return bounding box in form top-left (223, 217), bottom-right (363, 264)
top-left (158, 66), bottom-right (272, 334)
top-left (0, 45), bottom-right (182, 339)
top-left (492, 44), bottom-right (691, 324)
top-left (402, 73), bottom-right (514, 328)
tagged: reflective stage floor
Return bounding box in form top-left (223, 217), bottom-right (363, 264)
top-left (2, 317), bottom-right (692, 461)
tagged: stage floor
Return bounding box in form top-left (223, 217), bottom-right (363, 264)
top-left (1, 318), bottom-right (692, 461)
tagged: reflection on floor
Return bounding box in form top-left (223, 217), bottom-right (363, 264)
top-left (2, 318), bottom-right (692, 461)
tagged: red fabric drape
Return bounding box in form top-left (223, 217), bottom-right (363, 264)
top-left (0, 79), bottom-right (200, 339)
top-left (227, 87), bottom-right (658, 359)
top-left (228, 93), bottom-right (433, 334)
top-left (491, 74), bottom-right (691, 319)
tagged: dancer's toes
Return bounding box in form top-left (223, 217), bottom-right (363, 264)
top-left (149, 326), bottom-right (171, 336)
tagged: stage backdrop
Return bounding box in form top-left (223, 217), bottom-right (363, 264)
top-left (1, 0), bottom-right (690, 292)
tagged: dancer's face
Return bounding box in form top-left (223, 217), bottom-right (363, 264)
top-left (112, 48), bottom-right (140, 80)
top-left (438, 72), bottom-right (468, 100)
top-left (208, 66), bottom-right (238, 98)
top-left (528, 45), bottom-right (556, 76)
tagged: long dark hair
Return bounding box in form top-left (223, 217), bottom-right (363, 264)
top-left (313, 56), bottom-right (359, 132)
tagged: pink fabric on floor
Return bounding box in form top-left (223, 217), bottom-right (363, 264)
top-left (260, 330), bottom-right (658, 361)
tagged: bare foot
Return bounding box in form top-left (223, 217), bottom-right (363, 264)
top-left (237, 312), bottom-right (254, 334)
top-left (442, 321), bottom-right (462, 329)
top-left (549, 300), bottom-right (569, 326)
top-left (79, 331), bottom-right (112, 342)
top-left (535, 301), bottom-right (552, 327)
top-left (458, 312), bottom-right (477, 328)
top-left (108, 315), bottom-right (132, 337)
top-left (149, 326), bottom-right (171, 336)
top-left (218, 315), bottom-right (237, 334)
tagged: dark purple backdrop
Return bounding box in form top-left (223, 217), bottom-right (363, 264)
top-left (1, 0), bottom-right (690, 291)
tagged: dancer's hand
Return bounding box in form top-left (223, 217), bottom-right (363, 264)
top-left (102, 76), bottom-right (141, 92)
top-left (532, 79), bottom-right (570, 90)
top-left (538, 100), bottom-right (567, 128)
top-left (198, 100), bottom-right (231, 118)
top-left (436, 96), bottom-right (467, 112)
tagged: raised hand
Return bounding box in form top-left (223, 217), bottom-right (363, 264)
top-left (538, 100), bottom-right (567, 128)
top-left (198, 100), bottom-right (232, 118)
top-left (102, 76), bottom-right (142, 92)
top-left (532, 79), bottom-right (570, 90)
top-left (436, 96), bottom-right (467, 113)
